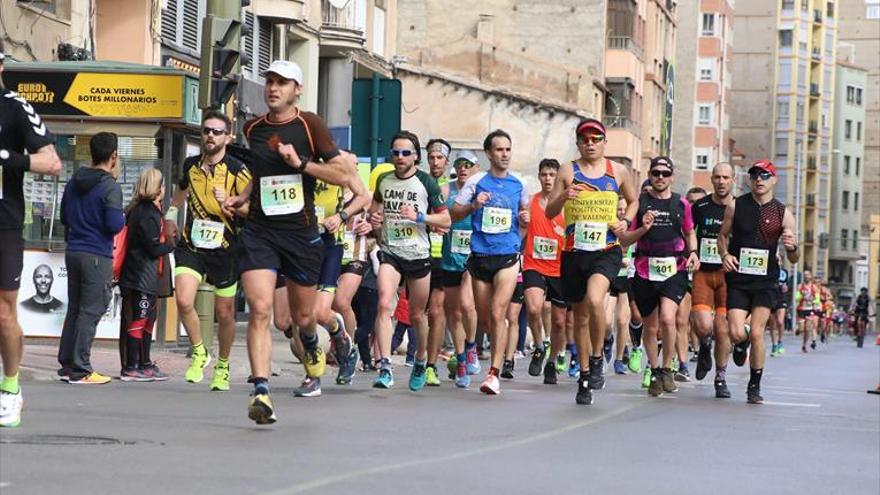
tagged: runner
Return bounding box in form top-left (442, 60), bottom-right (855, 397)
top-left (0, 44), bottom-right (62, 426)
top-left (817, 279), bottom-right (833, 344)
top-left (672, 186), bottom-right (708, 382)
top-left (170, 110), bottom-right (251, 391)
top-left (441, 150), bottom-right (480, 388)
top-left (769, 258), bottom-right (789, 356)
top-left (689, 164), bottom-right (734, 392)
top-left (607, 196), bottom-right (634, 375)
top-left (290, 150), bottom-right (370, 396)
top-left (794, 270), bottom-right (820, 352)
top-left (424, 138), bottom-right (452, 387)
top-left (451, 129), bottom-right (530, 395)
top-left (619, 156), bottom-right (699, 398)
top-left (851, 287), bottom-right (872, 348)
top-left (521, 159), bottom-right (568, 384)
top-left (223, 60), bottom-right (356, 424)
top-left (718, 159), bottom-right (798, 404)
top-left (369, 130), bottom-right (450, 391)
top-left (546, 118), bottom-right (638, 405)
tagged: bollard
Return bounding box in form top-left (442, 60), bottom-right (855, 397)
top-left (195, 283), bottom-right (216, 351)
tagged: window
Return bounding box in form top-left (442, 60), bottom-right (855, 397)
top-left (16, 0), bottom-right (71, 20)
top-left (855, 192), bottom-right (860, 211)
top-left (777, 100), bottom-right (790, 123)
top-left (782, 0), bottom-right (795, 10)
top-left (827, 1), bottom-right (834, 17)
top-left (698, 58), bottom-right (714, 81)
top-left (853, 230), bottom-right (859, 250)
top-left (844, 155), bottom-right (850, 174)
top-left (695, 150), bottom-right (710, 170)
top-left (856, 157), bottom-right (861, 176)
top-left (857, 122), bottom-right (862, 141)
top-left (779, 30), bottom-right (793, 47)
top-left (796, 102), bottom-right (805, 124)
top-left (372, 5), bottom-right (386, 56)
top-left (161, 0), bottom-right (205, 53)
top-left (801, 0), bottom-right (809, 11)
top-left (841, 229), bottom-right (848, 249)
top-left (698, 104), bottom-right (712, 125)
top-left (868, 5), bottom-right (880, 19)
top-left (856, 87), bottom-right (863, 105)
top-left (604, 79), bottom-right (637, 124)
top-left (842, 191), bottom-right (850, 210)
top-left (845, 119), bottom-right (852, 139)
top-left (846, 85), bottom-right (855, 104)
top-left (701, 13), bottom-right (715, 36)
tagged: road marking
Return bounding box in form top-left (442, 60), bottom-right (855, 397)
top-left (762, 400), bottom-right (821, 408)
top-left (260, 403), bottom-right (638, 495)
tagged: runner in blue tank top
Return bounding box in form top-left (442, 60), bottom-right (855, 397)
top-left (452, 130), bottom-right (529, 395)
top-left (545, 118), bottom-right (638, 406)
top-left (441, 150), bottom-right (481, 388)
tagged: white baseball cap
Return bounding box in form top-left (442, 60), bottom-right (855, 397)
top-left (262, 60), bottom-right (303, 85)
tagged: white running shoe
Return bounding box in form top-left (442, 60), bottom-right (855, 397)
top-left (0, 389), bottom-right (23, 427)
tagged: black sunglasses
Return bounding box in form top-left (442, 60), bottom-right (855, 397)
top-left (650, 170), bottom-right (673, 178)
top-left (749, 171), bottom-right (773, 181)
top-left (202, 127), bottom-right (228, 136)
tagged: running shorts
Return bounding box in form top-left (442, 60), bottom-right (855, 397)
top-left (631, 271), bottom-right (689, 317)
top-left (727, 283), bottom-right (780, 312)
top-left (467, 253), bottom-right (519, 283)
top-left (561, 246), bottom-right (622, 303)
top-left (609, 276), bottom-right (630, 298)
top-left (522, 269), bottom-right (567, 308)
top-left (379, 251), bottom-right (432, 280)
top-left (237, 223), bottom-right (323, 287)
top-left (174, 244), bottom-right (238, 297)
top-left (691, 270), bottom-right (727, 314)
top-left (0, 230), bottom-right (24, 291)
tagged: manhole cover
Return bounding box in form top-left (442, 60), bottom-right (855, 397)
top-left (0, 434), bottom-right (134, 445)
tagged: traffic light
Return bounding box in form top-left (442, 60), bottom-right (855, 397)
top-left (198, 14), bottom-right (242, 109)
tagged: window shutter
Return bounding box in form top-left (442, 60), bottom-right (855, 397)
top-left (161, 0), bottom-right (179, 44)
top-left (258, 19), bottom-right (272, 73)
top-left (182, 0), bottom-right (200, 51)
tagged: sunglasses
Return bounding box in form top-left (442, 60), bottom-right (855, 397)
top-left (454, 160), bottom-right (476, 169)
top-left (650, 170), bottom-right (673, 178)
top-left (749, 171), bottom-right (773, 181)
top-left (202, 127), bottom-right (228, 136)
top-left (578, 135), bottom-right (606, 145)
top-left (390, 149), bottom-right (415, 157)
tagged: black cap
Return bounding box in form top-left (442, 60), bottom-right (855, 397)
top-left (649, 156), bottom-right (674, 171)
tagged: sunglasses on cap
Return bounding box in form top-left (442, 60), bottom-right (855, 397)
top-left (202, 126), bottom-right (228, 136)
top-left (578, 134), bottom-right (606, 145)
top-left (650, 170), bottom-right (673, 178)
top-left (390, 149), bottom-right (415, 157)
top-left (454, 160), bottom-right (476, 169)
top-left (749, 170), bottom-right (773, 181)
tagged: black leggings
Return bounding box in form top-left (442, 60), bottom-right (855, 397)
top-left (119, 289), bottom-right (158, 369)
top-left (353, 287), bottom-right (378, 366)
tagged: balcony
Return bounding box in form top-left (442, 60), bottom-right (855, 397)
top-left (807, 157), bottom-right (817, 170)
top-left (806, 193), bottom-right (816, 207)
top-left (813, 9), bottom-right (822, 23)
top-left (320, 0), bottom-right (366, 52)
top-left (808, 121), bottom-right (818, 134)
top-left (810, 83), bottom-right (820, 97)
top-left (603, 115), bottom-right (641, 136)
top-left (607, 36), bottom-right (643, 60)
top-left (251, 0), bottom-right (306, 23)
top-left (811, 48), bottom-right (821, 62)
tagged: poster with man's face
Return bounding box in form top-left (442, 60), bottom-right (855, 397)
top-left (17, 251), bottom-right (121, 338)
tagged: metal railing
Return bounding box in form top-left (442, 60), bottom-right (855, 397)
top-left (607, 36), bottom-right (643, 59)
top-left (321, 0), bottom-right (363, 31)
top-left (602, 115), bottom-right (641, 136)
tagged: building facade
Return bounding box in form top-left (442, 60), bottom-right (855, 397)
top-left (829, 59), bottom-right (867, 302)
top-left (671, 0), bottom-right (734, 193)
top-left (730, 0), bottom-right (838, 280)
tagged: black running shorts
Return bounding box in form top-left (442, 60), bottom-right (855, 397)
top-left (631, 271), bottom-right (689, 317)
top-left (467, 253), bottom-right (519, 283)
top-left (0, 230), bottom-right (24, 291)
top-left (378, 251), bottom-right (432, 280)
top-left (561, 246), bottom-right (623, 303)
top-left (522, 269), bottom-right (567, 308)
top-left (237, 224), bottom-right (323, 287)
top-left (727, 283), bottom-right (780, 312)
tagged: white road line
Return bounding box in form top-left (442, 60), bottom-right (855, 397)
top-left (762, 400), bottom-right (821, 408)
top-left (260, 403), bottom-right (638, 495)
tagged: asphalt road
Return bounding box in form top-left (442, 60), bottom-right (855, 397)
top-left (1, 337), bottom-right (878, 495)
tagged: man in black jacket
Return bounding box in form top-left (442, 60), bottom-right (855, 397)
top-left (58, 132), bottom-right (125, 384)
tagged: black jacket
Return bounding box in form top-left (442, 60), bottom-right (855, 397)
top-left (119, 200), bottom-right (175, 295)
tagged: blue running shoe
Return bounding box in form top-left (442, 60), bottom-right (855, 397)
top-left (455, 361), bottom-right (470, 388)
top-left (603, 335), bottom-right (614, 363)
top-left (613, 359), bottom-right (627, 375)
top-left (336, 347), bottom-right (359, 385)
top-left (568, 358), bottom-right (580, 378)
top-left (466, 347), bottom-right (481, 375)
top-left (373, 368), bottom-right (394, 389)
top-left (409, 361), bottom-right (427, 391)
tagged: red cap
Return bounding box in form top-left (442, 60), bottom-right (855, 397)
top-left (576, 119), bottom-right (606, 137)
top-left (748, 159), bottom-right (777, 176)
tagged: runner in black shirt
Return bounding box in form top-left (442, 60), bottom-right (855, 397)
top-left (0, 45), bottom-right (61, 427)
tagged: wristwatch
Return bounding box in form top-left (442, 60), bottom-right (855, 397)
top-left (339, 210), bottom-right (350, 222)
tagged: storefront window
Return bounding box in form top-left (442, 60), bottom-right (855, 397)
top-left (22, 134), bottom-right (161, 249)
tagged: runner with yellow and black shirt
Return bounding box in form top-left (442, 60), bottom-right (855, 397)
top-left (170, 110), bottom-right (251, 392)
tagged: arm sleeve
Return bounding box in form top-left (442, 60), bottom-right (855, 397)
top-left (103, 182), bottom-right (125, 235)
top-left (10, 96), bottom-right (55, 152)
top-left (141, 212), bottom-right (174, 258)
top-left (682, 199), bottom-right (695, 232)
top-left (454, 173), bottom-right (481, 206)
top-left (303, 113), bottom-right (340, 162)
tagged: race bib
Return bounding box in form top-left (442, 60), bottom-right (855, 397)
top-left (532, 236), bottom-right (558, 260)
top-left (699, 238), bottom-right (721, 264)
top-left (738, 248), bottom-right (769, 276)
top-left (648, 256), bottom-right (677, 282)
top-left (341, 231), bottom-right (356, 263)
top-left (451, 229), bottom-right (472, 255)
top-left (387, 219), bottom-right (419, 247)
top-left (260, 175), bottom-right (304, 216)
top-left (481, 206), bottom-right (512, 234)
top-left (573, 222), bottom-right (607, 251)
top-left (191, 219), bottom-right (224, 249)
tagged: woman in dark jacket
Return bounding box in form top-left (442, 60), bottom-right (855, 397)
top-left (119, 168), bottom-right (175, 381)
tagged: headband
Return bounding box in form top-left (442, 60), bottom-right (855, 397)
top-left (427, 142), bottom-right (451, 159)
